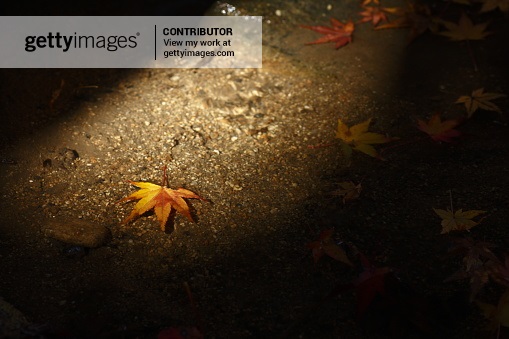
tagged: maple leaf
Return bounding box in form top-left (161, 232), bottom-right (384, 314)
top-left (358, 5), bottom-right (392, 26)
top-left (375, 4), bottom-right (438, 43)
top-left (331, 181), bottom-right (362, 204)
top-left (476, 289), bottom-right (509, 331)
top-left (455, 88), bottom-right (506, 118)
top-left (439, 13), bottom-right (491, 41)
top-left (445, 237), bottom-right (499, 300)
top-left (119, 168), bottom-right (205, 231)
top-left (307, 229), bottom-right (353, 266)
top-left (336, 118), bottom-right (395, 160)
top-left (491, 256), bottom-right (509, 288)
top-left (353, 252), bottom-right (393, 319)
top-left (479, 0), bottom-right (509, 13)
top-left (417, 113), bottom-right (462, 143)
top-left (301, 18), bottom-right (355, 49)
top-left (433, 208), bottom-right (486, 233)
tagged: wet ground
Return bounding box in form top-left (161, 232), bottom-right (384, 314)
top-left (1, 0), bottom-right (508, 338)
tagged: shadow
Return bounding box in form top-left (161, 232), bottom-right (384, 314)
top-left (0, 0), bottom-right (218, 147)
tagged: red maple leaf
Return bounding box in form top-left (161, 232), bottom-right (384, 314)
top-left (306, 229), bottom-right (353, 266)
top-left (353, 252), bottom-right (393, 318)
top-left (358, 6), bottom-right (391, 26)
top-left (301, 18), bottom-right (355, 49)
top-left (417, 113), bottom-right (462, 143)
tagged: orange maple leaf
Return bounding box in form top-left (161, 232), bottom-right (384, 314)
top-left (375, 3), bottom-right (438, 43)
top-left (358, 5), bottom-right (395, 26)
top-left (455, 88), bottom-right (506, 118)
top-left (439, 13), bottom-right (491, 41)
top-left (417, 113), bottom-right (461, 143)
top-left (118, 169), bottom-right (205, 231)
top-left (301, 18), bottom-right (355, 49)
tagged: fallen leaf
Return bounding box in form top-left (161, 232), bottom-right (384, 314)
top-left (301, 18), bottom-right (355, 49)
top-left (417, 113), bottom-right (461, 143)
top-left (476, 289), bottom-right (509, 330)
top-left (353, 254), bottom-right (393, 319)
top-left (358, 5), bottom-right (393, 26)
top-left (455, 88), bottom-right (506, 118)
top-left (445, 237), bottom-right (499, 300)
top-left (479, 0), bottom-right (509, 13)
top-left (375, 4), bottom-right (438, 43)
top-left (362, 0), bottom-right (380, 5)
top-left (307, 229), bottom-right (353, 266)
top-left (119, 169), bottom-right (205, 231)
top-left (331, 181), bottom-right (362, 203)
top-left (336, 118), bottom-right (395, 160)
top-left (439, 13), bottom-right (491, 41)
top-left (433, 208), bottom-right (486, 233)
top-left (491, 256), bottom-right (509, 288)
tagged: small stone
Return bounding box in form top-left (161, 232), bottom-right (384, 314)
top-left (0, 297), bottom-right (30, 338)
top-left (43, 218), bottom-right (111, 248)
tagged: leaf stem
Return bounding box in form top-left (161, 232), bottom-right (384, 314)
top-left (307, 142), bottom-right (335, 149)
top-left (161, 165), bottom-right (169, 187)
top-left (449, 190), bottom-right (454, 214)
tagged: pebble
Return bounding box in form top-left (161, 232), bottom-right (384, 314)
top-left (43, 218), bottom-right (111, 248)
top-left (0, 297), bottom-right (30, 338)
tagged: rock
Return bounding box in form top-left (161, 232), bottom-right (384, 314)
top-left (0, 296), bottom-right (30, 338)
top-left (43, 218), bottom-right (111, 248)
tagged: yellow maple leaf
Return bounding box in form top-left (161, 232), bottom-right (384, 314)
top-left (119, 181), bottom-right (205, 231)
top-left (439, 13), bottom-right (491, 41)
top-left (455, 88), bottom-right (506, 118)
top-left (433, 208), bottom-right (486, 234)
top-left (336, 118), bottom-right (394, 159)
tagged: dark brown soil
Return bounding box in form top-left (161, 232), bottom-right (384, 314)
top-left (1, 1), bottom-right (508, 338)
